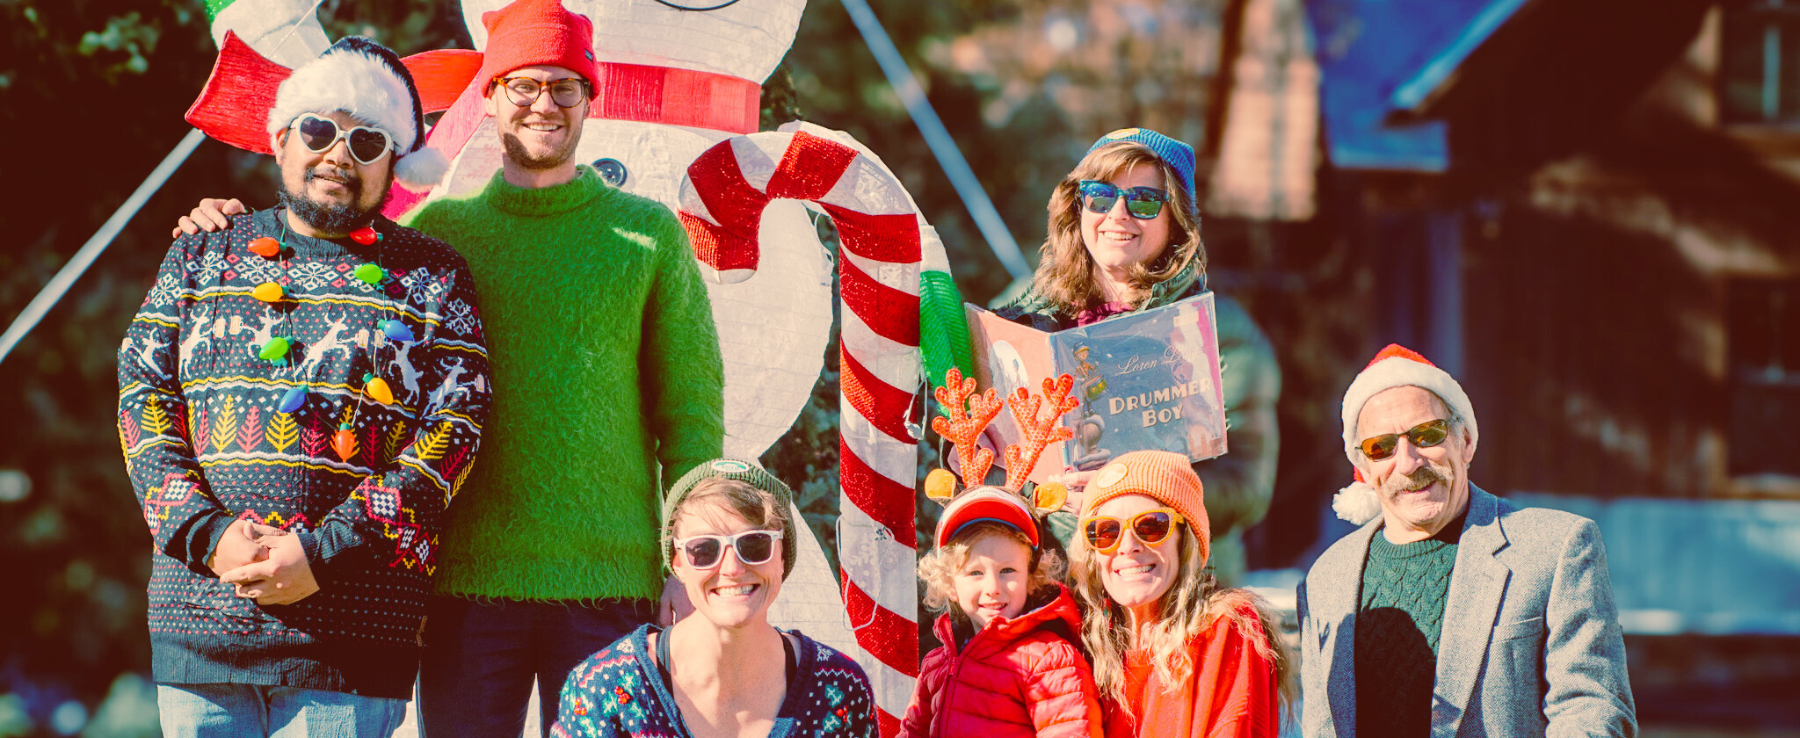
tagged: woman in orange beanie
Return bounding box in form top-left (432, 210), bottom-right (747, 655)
top-left (1069, 450), bottom-right (1290, 737)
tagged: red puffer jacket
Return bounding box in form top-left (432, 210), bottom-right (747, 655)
top-left (898, 585), bottom-right (1103, 738)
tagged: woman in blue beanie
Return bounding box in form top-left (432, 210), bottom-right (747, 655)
top-left (993, 128), bottom-right (1282, 587)
top-left (994, 127), bottom-right (1206, 332)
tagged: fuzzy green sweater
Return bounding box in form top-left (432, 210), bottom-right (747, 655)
top-left (404, 166), bottom-right (724, 601)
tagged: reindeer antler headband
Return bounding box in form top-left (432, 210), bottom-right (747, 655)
top-left (926, 367), bottom-right (1080, 547)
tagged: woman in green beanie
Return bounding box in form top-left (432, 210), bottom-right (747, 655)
top-left (550, 459), bottom-right (879, 738)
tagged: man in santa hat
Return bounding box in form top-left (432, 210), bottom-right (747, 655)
top-left (122, 35), bottom-right (486, 737)
top-left (1297, 344), bottom-right (1635, 737)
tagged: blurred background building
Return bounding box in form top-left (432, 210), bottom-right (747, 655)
top-left (1, 0), bottom-right (1795, 735)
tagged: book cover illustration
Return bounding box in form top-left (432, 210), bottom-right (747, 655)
top-left (964, 292), bottom-right (1227, 485)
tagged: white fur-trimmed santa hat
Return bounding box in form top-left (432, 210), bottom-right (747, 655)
top-left (265, 36), bottom-right (448, 191)
top-left (1333, 343), bottom-right (1479, 524)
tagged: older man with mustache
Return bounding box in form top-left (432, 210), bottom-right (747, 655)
top-left (1297, 344), bottom-right (1635, 738)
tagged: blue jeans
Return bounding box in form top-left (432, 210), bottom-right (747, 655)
top-left (157, 684), bottom-right (407, 738)
top-left (417, 596), bottom-right (653, 738)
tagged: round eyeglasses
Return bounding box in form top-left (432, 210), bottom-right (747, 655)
top-left (494, 76), bottom-right (591, 108)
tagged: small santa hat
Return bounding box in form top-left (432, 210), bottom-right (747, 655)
top-left (266, 36), bottom-right (448, 191)
top-left (1334, 343), bottom-right (1479, 525)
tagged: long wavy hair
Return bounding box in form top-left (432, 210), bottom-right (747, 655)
top-left (1071, 525), bottom-right (1293, 715)
top-left (1033, 141), bottom-right (1206, 314)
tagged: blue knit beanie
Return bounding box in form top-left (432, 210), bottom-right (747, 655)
top-left (1086, 128), bottom-right (1197, 216)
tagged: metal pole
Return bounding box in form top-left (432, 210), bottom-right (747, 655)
top-left (836, 0), bottom-right (1032, 279)
top-left (0, 128), bottom-right (207, 365)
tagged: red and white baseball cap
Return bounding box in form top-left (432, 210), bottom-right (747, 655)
top-left (935, 486), bottom-right (1040, 548)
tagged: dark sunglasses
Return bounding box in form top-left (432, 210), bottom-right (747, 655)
top-left (290, 113), bottom-right (394, 165)
top-left (494, 76), bottom-right (591, 109)
top-left (674, 529), bottom-right (783, 569)
top-left (1358, 419), bottom-right (1451, 461)
top-left (1078, 180), bottom-right (1169, 220)
top-left (1082, 509), bottom-right (1185, 554)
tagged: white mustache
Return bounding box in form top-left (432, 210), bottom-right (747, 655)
top-left (1385, 465), bottom-right (1448, 493)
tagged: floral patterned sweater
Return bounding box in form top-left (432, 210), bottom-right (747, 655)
top-left (552, 624), bottom-right (880, 738)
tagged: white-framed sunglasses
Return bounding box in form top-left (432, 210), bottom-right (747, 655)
top-left (289, 113), bottom-right (395, 165)
top-left (673, 529), bottom-right (783, 569)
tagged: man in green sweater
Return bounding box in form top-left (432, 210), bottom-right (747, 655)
top-left (174, 2), bottom-right (724, 735)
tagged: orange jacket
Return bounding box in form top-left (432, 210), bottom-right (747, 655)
top-left (1103, 603), bottom-right (1280, 738)
top-left (899, 585), bottom-right (1103, 738)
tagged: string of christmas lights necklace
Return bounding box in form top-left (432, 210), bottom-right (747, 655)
top-left (248, 210), bottom-right (413, 463)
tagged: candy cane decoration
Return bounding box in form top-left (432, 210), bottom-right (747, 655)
top-left (679, 129), bottom-right (925, 736)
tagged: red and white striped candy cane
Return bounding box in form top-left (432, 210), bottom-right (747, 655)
top-left (678, 130), bottom-right (921, 736)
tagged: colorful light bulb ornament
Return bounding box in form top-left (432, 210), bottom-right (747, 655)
top-left (249, 236), bottom-right (282, 258)
top-left (331, 422), bottom-right (359, 462)
top-left (349, 226), bottom-right (381, 246)
top-left (279, 385), bottom-right (308, 413)
top-left (379, 319), bottom-right (414, 343)
top-left (926, 367), bottom-right (1078, 550)
top-left (365, 374), bottom-right (395, 405)
top-left (353, 263), bottom-right (385, 285)
top-left (258, 337), bottom-right (292, 365)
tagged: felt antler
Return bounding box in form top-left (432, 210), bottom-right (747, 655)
top-left (930, 367), bottom-right (1004, 496)
top-left (1003, 374), bottom-right (1080, 491)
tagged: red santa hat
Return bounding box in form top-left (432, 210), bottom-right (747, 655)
top-left (1334, 343), bottom-right (1479, 525)
top-left (265, 37), bottom-right (449, 191)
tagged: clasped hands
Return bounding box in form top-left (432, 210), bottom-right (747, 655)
top-left (207, 518), bottom-right (320, 605)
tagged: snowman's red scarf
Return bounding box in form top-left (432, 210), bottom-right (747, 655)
top-left (185, 32), bottom-right (762, 215)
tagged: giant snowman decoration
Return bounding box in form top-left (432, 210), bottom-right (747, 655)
top-left (185, 0), bottom-right (957, 731)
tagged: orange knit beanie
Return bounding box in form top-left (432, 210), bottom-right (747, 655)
top-left (1081, 450), bottom-right (1211, 564)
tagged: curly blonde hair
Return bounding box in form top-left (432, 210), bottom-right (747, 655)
top-left (1033, 141), bottom-right (1206, 314)
top-left (918, 521), bottom-right (1067, 617)
top-left (1070, 525), bottom-right (1292, 713)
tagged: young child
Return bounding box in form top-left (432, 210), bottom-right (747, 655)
top-left (899, 369), bottom-right (1103, 738)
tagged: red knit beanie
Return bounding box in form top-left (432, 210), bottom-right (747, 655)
top-left (475, 0), bottom-right (599, 96)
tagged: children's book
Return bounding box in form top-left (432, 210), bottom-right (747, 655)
top-left (965, 293), bottom-right (1227, 484)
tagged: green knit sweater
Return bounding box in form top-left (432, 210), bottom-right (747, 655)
top-left (1354, 516), bottom-right (1464, 738)
top-left (404, 166), bottom-right (724, 601)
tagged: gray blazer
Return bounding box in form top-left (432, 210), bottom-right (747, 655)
top-left (1297, 486), bottom-right (1636, 737)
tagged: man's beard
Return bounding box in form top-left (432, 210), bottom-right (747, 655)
top-left (499, 116), bottom-right (583, 171)
top-left (280, 165), bottom-right (389, 234)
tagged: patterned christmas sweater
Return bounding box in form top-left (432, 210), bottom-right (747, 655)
top-left (551, 624), bottom-right (880, 738)
top-left (117, 207), bottom-right (490, 698)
